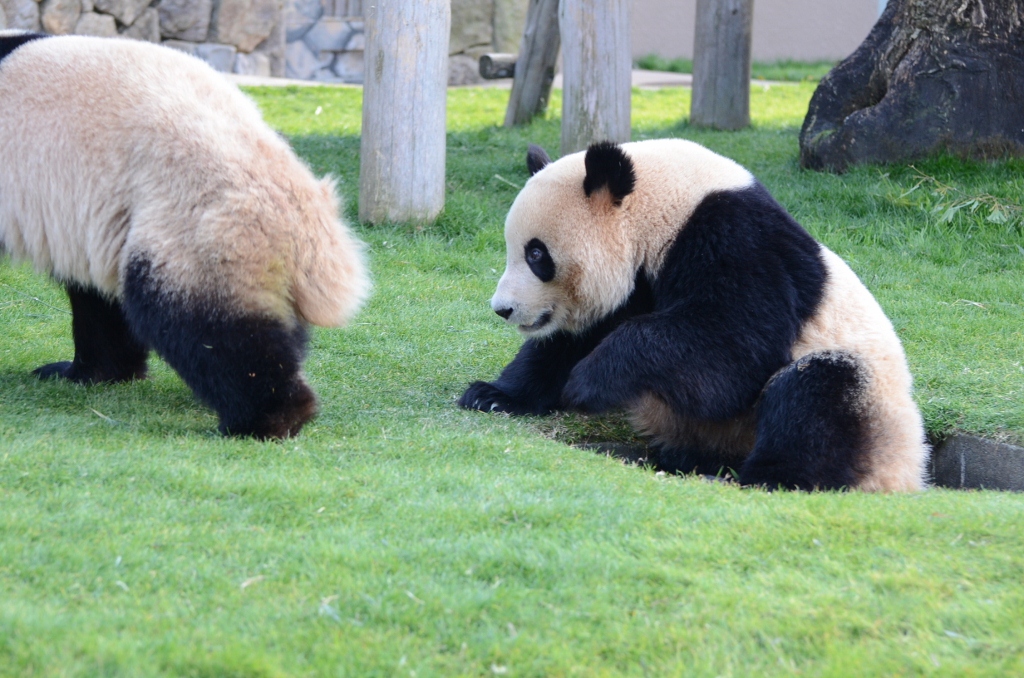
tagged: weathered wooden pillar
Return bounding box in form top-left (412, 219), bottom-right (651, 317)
top-left (504, 0), bottom-right (561, 127)
top-left (691, 0), bottom-right (753, 130)
top-left (359, 2), bottom-right (450, 225)
top-left (559, 0), bottom-right (631, 155)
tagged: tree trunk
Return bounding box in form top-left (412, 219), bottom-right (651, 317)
top-left (504, 0), bottom-right (560, 127)
top-left (800, 0), bottom-right (1024, 172)
top-left (359, 1), bottom-right (450, 225)
top-left (559, 0), bottom-right (632, 155)
top-left (691, 0), bottom-right (753, 130)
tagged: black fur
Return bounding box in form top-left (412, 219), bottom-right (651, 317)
top-left (33, 283), bottom-right (149, 384)
top-left (583, 141), bottom-right (636, 206)
top-left (526, 144), bottom-right (551, 176)
top-left (561, 183), bottom-right (826, 420)
top-left (459, 269), bottom-right (655, 415)
top-left (120, 255), bottom-right (316, 439)
top-left (524, 238), bottom-right (555, 282)
top-left (0, 32), bottom-right (48, 65)
top-left (739, 352), bottom-right (868, 490)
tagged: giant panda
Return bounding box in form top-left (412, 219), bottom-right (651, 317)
top-left (0, 33), bottom-right (369, 439)
top-left (459, 139), bottom-right (928, 491)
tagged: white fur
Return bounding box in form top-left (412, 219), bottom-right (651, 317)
top-left (0, 36), bottom-right (368, 326)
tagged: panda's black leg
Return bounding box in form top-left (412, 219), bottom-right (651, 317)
top-left (34, 283), bottom-right (149, 384)
top-left (459, 330), bottom-right (600, 415)
top-left (739, 352), bottom-right (869, 491)
top-left (121, 257), bottom-right (317, 439)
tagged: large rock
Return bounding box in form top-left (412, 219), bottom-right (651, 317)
top-left (332, 48), bottom-right (362, 83)
top-left (800, 0), bottom-right (1024, 172)
top-left (74, 11), bottom-right (117, 36)
top-left (120, 7), bottom-right (160, 42)
top-left (209, 0), bottom-right (280, 53)
top-left (0, 0), bottom-right (40, 31)
top-left (161, 38), bottom-right (197, 55)
top-left (493, 0), bottom-right (528, 53)
top-left (284, 37), bottom-right (328, 79)
top-left (302, 16), bottom-right (351, 54)
top-left (252, 10), bottom-right (284, 76)
top-left (93, 0), bottom-right (149, 26)
top-left (158, 0), bottom-right (212, 43)
top-left (234, 50), bottom-right (270, 76)
top-left (344, 21), bottom-right (362, 49)
top-left (448, 53), bottom-right (482, 86)
top-left (449, 0), bottom-right (492, 55)
top-left (194, 41), bottom-right (236, 71)
top-left (283, 0), bottom-right (320, 42)
top-left (40, 0), bottom-right (79, 34)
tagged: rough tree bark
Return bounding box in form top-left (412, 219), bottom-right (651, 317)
top-left (800, 0), bottom-right (1024, 172)
top-left (691, 0), bottom-right (753, 130)
top-left (504, 0), bottom-right (560, 127)
top-left (359, 2), bottom-right (450, 224)
top-left (559, 0), bottom-right (632, 155)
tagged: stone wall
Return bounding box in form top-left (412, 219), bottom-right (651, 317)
top-left (283, 0), bottom-right (528, 84)
top-left (1, 0), bottom-right (285, 76)
top-left (2, 0), bottom-right (526, 83)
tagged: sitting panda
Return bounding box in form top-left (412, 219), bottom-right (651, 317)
top-left (0, 33), bottom-right (369, 439)
top-left (460, 139), bottom-right (928, 491)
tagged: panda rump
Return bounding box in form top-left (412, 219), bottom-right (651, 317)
top-left (0, 34), bottom-right (370, 438)
top-left (460, 138), bottom-right (928, 492)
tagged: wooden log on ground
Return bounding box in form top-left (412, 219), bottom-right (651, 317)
top-left (800, 0), bottom-right (1024, 172)
top-left (479, 53), bottom-right (517, 79)
top-left (559, 0), bottom-right (632, 155)
top-left (690, 0), bottom-right (753, 130)
top-left (504, 0), bottom-right (560, 127)
top-left (359, 1), bottom-right (450, 225)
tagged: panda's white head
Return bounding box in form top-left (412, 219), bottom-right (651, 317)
top-left (491, 142), bottom-right (640, 338)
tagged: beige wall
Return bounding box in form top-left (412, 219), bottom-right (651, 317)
top-left (632, 0), bottom-right (882, 62)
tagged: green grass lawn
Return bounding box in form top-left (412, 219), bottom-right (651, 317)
top-left (1, 83), bottom-right (1023, 676)
top-left (635, 55), bottom-right (838, 82)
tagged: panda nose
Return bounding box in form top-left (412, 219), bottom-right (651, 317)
top-left (495, 307), bottom-right (513, 320)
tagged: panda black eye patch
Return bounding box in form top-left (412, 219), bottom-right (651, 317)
top-left (524, 238), bottom-right (555, 282)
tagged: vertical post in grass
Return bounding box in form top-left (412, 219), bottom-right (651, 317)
top-left (504, 0), bottom-right (561, 127)
top-left (690, 0), bottom-right (753, 130)
top-left (559, 0), bottom-right (632, 155)
top-left (359, 1), bottom-right (450, 225)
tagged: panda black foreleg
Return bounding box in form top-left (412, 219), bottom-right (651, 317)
top-left (739, 352), bottom-right (869, 491)
top-left (122, 258), bottom-right (317, 439)
top-left (562, 314), bottom-right (766, 421)
top-left (33, 282), bottom-right (149, 384)
top-left (459, 330), bottom-right (597, 415)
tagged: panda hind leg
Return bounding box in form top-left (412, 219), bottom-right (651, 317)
top-left (739, 351), bottom-right (870, 491)
top-left (121, 258), bottom-right (317, 439)
top-left (33, 282), bottom-right (149, 384)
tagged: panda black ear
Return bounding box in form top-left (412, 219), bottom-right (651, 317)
top-left (526, 144), bottom-right (551, 176)
top-left (583, 141), bottom-right (635, 206)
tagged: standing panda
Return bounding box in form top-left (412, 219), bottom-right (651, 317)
top-left (459, 139), bottom-right (928, 491)
top-left (0, 33), bottom-right (369, 439)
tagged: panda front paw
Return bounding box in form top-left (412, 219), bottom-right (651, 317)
top-left (458, 381), bottom-right (516, 414)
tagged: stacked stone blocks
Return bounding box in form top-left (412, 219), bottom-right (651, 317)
top-left (0, 0), bottom-right (284, 77)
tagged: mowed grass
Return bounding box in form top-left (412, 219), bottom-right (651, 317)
top-left (0, 83), bottom-right (1022, 676)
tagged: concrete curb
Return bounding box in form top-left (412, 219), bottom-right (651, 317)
top-left (930, 434), bottom-right (1024, 491)
top-left (577, 435), bottom-right (1024, 492)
